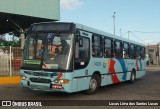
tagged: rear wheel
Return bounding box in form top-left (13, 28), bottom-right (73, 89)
top-left (129, 70), bottom-right (136, 83)
top-left (86, 74), bottom-right (101, 95)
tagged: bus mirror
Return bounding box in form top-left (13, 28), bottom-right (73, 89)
top-left (79, 38), bottom-right (83, 47)
top-left (75, 42), bottom-right (79, 58)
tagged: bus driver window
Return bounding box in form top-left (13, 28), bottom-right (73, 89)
top-left (36, 40), bottom-right (43, 59)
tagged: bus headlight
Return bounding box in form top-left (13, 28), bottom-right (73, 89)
top-left (54, 79), bottom-right (69, 84)
top-left (21, 76), bottom-right (29, 80)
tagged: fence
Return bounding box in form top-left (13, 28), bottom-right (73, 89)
top-left (0, 46), bottom-right (21, 76)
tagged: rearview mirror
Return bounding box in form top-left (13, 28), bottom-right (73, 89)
top-left (79, 38), bottom-right (83, 47)
top-left (75, 42), bottom-right (79, 59)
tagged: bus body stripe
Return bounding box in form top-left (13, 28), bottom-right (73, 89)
top-left (108, 59), bottom-right (120, 83)
top-left (117, 59), bottom-right (127, 80)
top-left (56, 72), bottom-right (63, 79)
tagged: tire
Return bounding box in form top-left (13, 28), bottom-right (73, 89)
top-left (86, 74), bottom-right (101, 95)
top-left (129, 70), bottom-right (136, 83)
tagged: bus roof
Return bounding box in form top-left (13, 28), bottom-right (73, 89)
top-left (75, 23), bottom-right (145, 46)
top-left (30, 22), bottom-right (145, 46)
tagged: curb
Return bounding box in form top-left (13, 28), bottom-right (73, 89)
top-left (0, 76), bottom-right (20, 84)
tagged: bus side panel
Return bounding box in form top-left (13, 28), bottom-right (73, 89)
top-left (101, 75), bottom-right (113, 86)
top-left (72, 58), bottom-right (146, 92)
top-left (135, 59), bottom-right (146, 79)
top-left (102, 58), bottom-right (132, 84)
top-left (61, 73), bottom-right (74, 93)
top-left (72, 78), bottom-right (78, 92)
top-left (88, 58), bottom-right (113, 86)
top-left (72, 69), bottom-right (91, 92)
top-left (136, 71), bottom-right (145, 79)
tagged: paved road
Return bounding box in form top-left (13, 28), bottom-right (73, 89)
top-left (0, 69), bottom-right (160, 109)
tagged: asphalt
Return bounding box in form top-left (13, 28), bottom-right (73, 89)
top-left (0, 69), bottom-right (160, 109)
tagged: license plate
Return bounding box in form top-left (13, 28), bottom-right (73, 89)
top-left (52, 84), bottom-right (62, 89)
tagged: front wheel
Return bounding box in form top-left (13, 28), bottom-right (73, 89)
top-left (86, 74), bottom-right (100, 95)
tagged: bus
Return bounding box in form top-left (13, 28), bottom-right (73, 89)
top-left (20, 22), bottom-right (146, 94)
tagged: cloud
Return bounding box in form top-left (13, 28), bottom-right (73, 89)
top-left (60, 0), bottom-right (83, 10)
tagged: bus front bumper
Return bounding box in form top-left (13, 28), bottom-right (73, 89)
top-left (20, 80), bottom-right (71, 93)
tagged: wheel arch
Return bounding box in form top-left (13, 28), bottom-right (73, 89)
top-left (92, 71), bottom-right (101, 85)
top-left (132, 68), bottom-right (136, 77)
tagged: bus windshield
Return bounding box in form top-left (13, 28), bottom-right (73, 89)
top-left (22, 33), bottom-right (73, 71)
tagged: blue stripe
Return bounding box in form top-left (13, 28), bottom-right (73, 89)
top-left (117, 59), bottom-right (127, 80)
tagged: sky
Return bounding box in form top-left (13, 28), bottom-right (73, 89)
top-left (60, 0), bottom-right (160, 45)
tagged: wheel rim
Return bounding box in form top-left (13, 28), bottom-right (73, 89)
top-left (89, 78), bottom-right (97, 91)
top-left (131, 73), bottom-right (135, 81)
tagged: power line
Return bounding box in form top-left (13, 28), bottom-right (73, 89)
top-left (120, 32), bottom-right (128, 37)
top-left (132, 31), bottom-right (160, 34)
top-left (130, 32), bottom-right (147, 44)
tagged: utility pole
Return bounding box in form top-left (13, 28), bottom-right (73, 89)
top-left (158, 42), bottom-right (160, 65)
top-left (120, 28), bottom-right (122, 36)
top-left (157, 43), bottom-right (159, 65)
top-left (113, 12), bottom-right (116, 36)
top-left (148, 43), bottom-right (150, 66)
top-left (128, 31), bottom-right (130, 39)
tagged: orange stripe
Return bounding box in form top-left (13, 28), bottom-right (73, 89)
top-left (0, 76), bottom-right (20, 84)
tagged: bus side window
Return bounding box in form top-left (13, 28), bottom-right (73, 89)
top-left (104, 38), bottom-right (113, 58)
top-left (114, 40), bottom-right (122, 58)
top-left (140, 47), bottom-right (145, 59)
top-left (123, 42), bottom-right (129, 58)
top-left (136, 46), bottom-right (141, 59)
top-left (130, 44), bottom-right (135, 59)
top-left (78, 37), bottom-right (90, 61)
top-left (75, 36), bottom-right (90, 70)
top-left (92, 35), bottom-right (103, 57)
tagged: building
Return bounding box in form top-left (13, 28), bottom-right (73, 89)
top-left (146, 44), bottom-right (160, 65)
top-left (0, 0), bottom-right (60, 75)
top-left (0, 0), bottom-right (60, 34)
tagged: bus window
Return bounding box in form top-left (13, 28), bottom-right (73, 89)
top-left (136, 46), bottom-right (141, 59)
top-left (114, 40), bottom-right (122, 58)
top-left (27, 35), bottom-right (34, 59)
top-left (141, 47), bottom-right (145, 59)
top-left (130, 44), bottom-right (135, 59)
top-left (75, 36), bottom-right (90, 61)
top-left (92, 35), bottom-right (103, 57)
top-left (36, 38), bottom-right (44, 59)
top-left (75, 36), bottom-right (90, 69)
top-left (123, 42), bottom-right (129, 58)
top-left (104, 38), bottom-right (113, 58)
top-left (79, 37), bottom-right (90, 60)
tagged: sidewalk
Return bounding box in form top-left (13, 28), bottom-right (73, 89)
top-left (0, 76), bottom-right (20, 84)
top-left (146, 65), bottom-right (160, 71)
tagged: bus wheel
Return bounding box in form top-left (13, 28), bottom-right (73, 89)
top-left (129, 70), bottom-right (136, 83)
top-left (86, 74), bottom-right (100, 95)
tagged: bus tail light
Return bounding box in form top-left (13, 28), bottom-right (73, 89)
top-left (54, 79), bottom-right (69, 84)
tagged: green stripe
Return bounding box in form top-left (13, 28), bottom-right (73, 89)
top-left (23, 60), bottom-right (41, 65)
